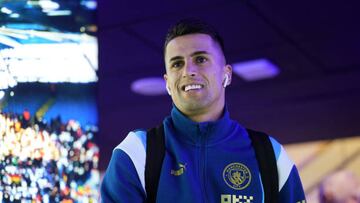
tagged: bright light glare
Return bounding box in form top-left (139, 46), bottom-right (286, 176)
top-left (81, 0), bottom-right (97, 10)
top-left (0, 91), bottom-right (5, 100)
top-left (0, 74), bottom-right (17, 89)
top-left (39, 0), bottom-right (60, 11)
top-left (46, 10), bottom-right (72, 16)
top-left (0, 35), bottom-right (22, 47)
top-left (0, 29), bottom-right (98, 89)
top-left (0, 28), bottom-right (29, 40)
top-left (0, 42), bottom-right (98, 85)
top-left (0, 61), bottom-right (17, 90)
top-left (9, 13), bottom-right (20, 18)
top-left (27, 1), bottom-right (40, 7)
top-left (1, 7), bottom-right (12, 14)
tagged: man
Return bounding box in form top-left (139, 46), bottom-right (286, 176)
top-left (101, 18), bottom-right (306, 203)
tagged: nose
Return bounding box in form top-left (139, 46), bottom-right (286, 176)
top-left (182, 61), bottom-right (197, 78)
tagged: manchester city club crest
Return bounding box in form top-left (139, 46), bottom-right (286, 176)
top-left (223, 163), bottom-right (251, 190)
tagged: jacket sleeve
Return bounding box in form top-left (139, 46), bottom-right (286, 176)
top-left (101, 131), bottom-right (147, 203)
top-left (269, 137), bottom-right (306, 202)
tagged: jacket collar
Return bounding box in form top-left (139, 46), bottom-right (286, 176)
top-left (168, 105), bottom-right (235, 145)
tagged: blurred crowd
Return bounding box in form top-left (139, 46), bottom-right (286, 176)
top-left (0, 111), bottom-right (100, 202)
top-left (319, 169), bottom-right (360, 203)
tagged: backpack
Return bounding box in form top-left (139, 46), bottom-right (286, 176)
top-left (145, 124), bottom-right (279, 203)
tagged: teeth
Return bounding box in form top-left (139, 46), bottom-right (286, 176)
top-left (184, 84), bottom-right (202, 92)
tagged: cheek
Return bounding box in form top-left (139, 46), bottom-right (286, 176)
top-left (167, 75), bottom-right (179, 88)
top-left (210, 74), bottom-right (223, 86)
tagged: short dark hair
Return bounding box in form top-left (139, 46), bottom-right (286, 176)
top-left (164, 18), bottom-right (225, 56)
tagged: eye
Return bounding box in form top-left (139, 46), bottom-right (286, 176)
top-left (171, 60), bottom-right (184, 69)
top-left (195, 56), bottom-right (207, 64)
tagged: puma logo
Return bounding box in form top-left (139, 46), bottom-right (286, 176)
top-left (171, 163), bottom-right (187, 176)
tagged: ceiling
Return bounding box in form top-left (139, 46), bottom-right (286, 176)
top-left (96, 0), bottom-right (360, 169)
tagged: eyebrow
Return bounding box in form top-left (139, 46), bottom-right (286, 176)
top-left (191, 51), bottom-right (209, 57)
top-left (168, 51), bottom-right (210, 63)
top-left (169, 56), bottom-right (183, 63)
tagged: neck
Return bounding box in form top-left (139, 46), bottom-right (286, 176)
top-left (188, 110), bottom-right (223, 123)
top-left (178, 103), bottom-right (225, 123)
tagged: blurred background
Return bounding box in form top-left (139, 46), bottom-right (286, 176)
top-left (0, 0), bottom-right (99, 201)
top-left (1, 0), bottom-right (360, 202)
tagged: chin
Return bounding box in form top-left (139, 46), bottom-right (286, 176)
top-left (181, 101), bottom-right (207, 112)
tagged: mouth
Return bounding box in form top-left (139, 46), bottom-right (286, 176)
top-left (182, 84), bottom-right (204, 92)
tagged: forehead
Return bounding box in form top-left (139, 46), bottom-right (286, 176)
top-left (165, 34), bottom-right (222, 60)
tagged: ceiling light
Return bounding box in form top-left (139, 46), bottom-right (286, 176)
top-left (1, 7), bottom-right (12, 14)
top-left (46, 10), bottom-right (72, 16)
top-left (39, 0), bottom-right (60, 11)
top-left (232, 58), bottom-right (280, 81)
top-left (9, 13), bottom-right (20, 18)
top-left (131, 77), bottom-right (167, 96)
top-left (27, 1), bottom-right (40, 7)
top-left (81, 0), bottom-right (97, 10)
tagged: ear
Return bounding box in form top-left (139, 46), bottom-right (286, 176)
top-left (163, 73), bottom-right (168, 82)
top-left (164, 74), bottom-right (171, 95)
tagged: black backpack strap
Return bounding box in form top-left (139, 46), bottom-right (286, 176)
top-left (145, 124), bottom-right (165, 203)
top-left (247, 129), bottom-right (279, 203)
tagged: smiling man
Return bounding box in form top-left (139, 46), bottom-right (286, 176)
top-left (101, 19), bottom-right (306, 203)
top-left (164, 33), bottom-right (231, 122)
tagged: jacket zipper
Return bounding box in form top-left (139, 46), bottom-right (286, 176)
top-left (199, 126), bottom-right (208, 203)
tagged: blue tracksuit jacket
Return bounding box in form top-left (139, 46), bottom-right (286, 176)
top-left (101, 107), bottom-right (306, 203)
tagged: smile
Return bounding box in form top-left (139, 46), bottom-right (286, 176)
top-left (184, 84), bottom-right (203, 92)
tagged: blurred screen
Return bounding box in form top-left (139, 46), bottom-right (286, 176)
top-left (0, 0), bottom-right (99, 202)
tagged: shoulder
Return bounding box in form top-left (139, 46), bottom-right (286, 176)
top-left (268, 137), bottom-right (306, 199)
top-left (267, 136), bottom-right (296, 191)
top-left (267, 136), bottom-right (294, 166)
top-left (114, 129), bottom-right (147, 170)
top-left (112, 129), bottom-right (148, 190)
top-left (268, 136), bottom-right (283, 161)
top-left (101, 130), bottom-right (148, 201)
top-left (115, 129), bottom-right (147, 154)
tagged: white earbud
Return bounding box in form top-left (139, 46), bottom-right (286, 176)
top-left (166, 85), bottom-right (171, 95)
top-left (223, 74), bottom-right (229, 88)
